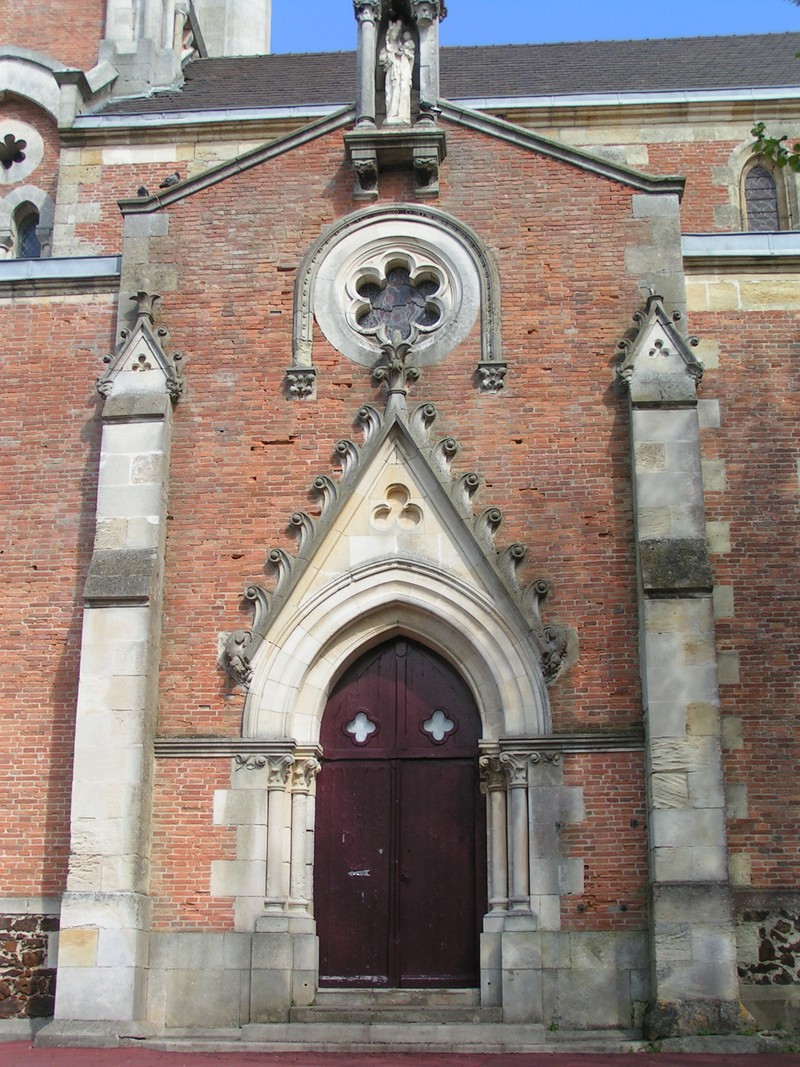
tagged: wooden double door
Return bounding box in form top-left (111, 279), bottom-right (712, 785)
top-left (315, 638), bottom-right (486, 988)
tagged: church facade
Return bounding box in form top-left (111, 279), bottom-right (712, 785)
top-left (1, 0), bottom-right (799, 1044)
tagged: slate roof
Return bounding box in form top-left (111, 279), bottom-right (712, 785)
top-left (100, 32), bottom-right (800, 115)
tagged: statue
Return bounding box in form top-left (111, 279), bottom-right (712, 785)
top-left (379, 19), bottom-right (415, 126)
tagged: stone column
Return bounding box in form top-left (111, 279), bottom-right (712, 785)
top-left (411, 0), bottom-right (444, 118)
top-left (497, 747), bottom-right (575, 1024)
top-left (251, 748), bottom-right (320, 1022)
top-left (480, 756), bottom-right (509, 918)
top-left (264, 755), bottom-right (294, 911)
top-left (288, 755), bottom-right (320, 913)
top-left (52, 294), bottom-right (181, 1027)
top-left (353, 0), bottom-right (381, 126)
top-left (500, 752), bottom-right (532, 915)
top-left (479, 755), bottom-right (508, 1008)
top-left (619, 295), bottom-right (746, 1038)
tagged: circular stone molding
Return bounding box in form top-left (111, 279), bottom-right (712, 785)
top-left (313, 217), bottom-right (481, 367)
top-left (0, 120), bottom-right (44, 187)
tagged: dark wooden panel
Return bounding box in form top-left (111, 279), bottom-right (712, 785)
top-left (397, 640), bottom-right (481, 757)
top-left (397, 759), bottom-right (482, 986)
top-left (316, 761), bottom-right (393, 985)
top-left (321, 642), bottom-right (397, 758)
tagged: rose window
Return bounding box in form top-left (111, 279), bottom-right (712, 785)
top-left (347, 256), bottom-right (446, 342)
top-left (355, 267), bottom-right (442, 339)
top-left (0, 134), bottom-right (26, 171)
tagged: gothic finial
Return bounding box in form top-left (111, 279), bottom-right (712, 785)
top-left (372, 324), bottom-right (421, 399)
top-left (131, 291), bottom-right (160, 325)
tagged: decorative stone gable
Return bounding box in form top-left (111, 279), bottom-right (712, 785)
top-left (617, 291), bottom-right (703, 406)
top-left (96, 290), bottom-right (184, 409)
top-left (223, 366), bottom-right (570, 736)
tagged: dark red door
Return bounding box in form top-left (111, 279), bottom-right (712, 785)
top-left (315, 638), bottom-right (486, 988)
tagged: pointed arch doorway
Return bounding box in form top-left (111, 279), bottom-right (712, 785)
top-left (315, 637), bottom-right (486, 988)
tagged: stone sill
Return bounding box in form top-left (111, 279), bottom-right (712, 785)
top-left (683, 232), bottom-right (800, 272)
top-left (0, 255), bottom-right (121, 295)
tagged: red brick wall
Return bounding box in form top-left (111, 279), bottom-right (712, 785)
top-left (0, 0), bottom-right (105, 71)
top-left (150, 760), bottom-right (236, 930)
top-left (693, 306), bottom-right (800, 889)
top-left (562, 751), bottom-right (648, 931)
top-left (647, 141), bottom-right (741, 233)
top-left (0, 295), bottom-right (114, 895)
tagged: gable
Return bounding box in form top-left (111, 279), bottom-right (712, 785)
top-left (118, 102), bottom-right (683, 222)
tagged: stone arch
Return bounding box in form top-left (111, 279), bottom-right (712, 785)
top-left (0, 51), bottom-right (63, 120)
top-left (0, 185), bottom-right (54, 256)
top-left (740, 154), bottom-right (792, 230)
top-left (243, 558), bottom-right (552, 744)
top-left (719, 139), bottom-right (798, 232)
top-left (291, 202), bottom-right (503, 370)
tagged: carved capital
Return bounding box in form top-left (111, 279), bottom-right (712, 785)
top-left (267, 754), bottom-right (295, 788)
top-left (352, 154), bottom-right (379, 195)
top-left (529, 751), bottom-right (561, 766)
top-left (285, 367), bottom-right (316, 399)
top-left (234, 753), bottom-right (266, 772)
top-left (411, 0), bottom-right (446, 25)
top-left (478, 361), bottom-right (507, 394)
top-left (353, 0), bottom-right (381, 22)
top-left (479, 755), bottom-right (506, 792)
top-left (499, 751), bottom-right (530, 787)
top-left (291, 757), bottom-right (321, 792)
top-left (413, 153), bottom-right (440, 193)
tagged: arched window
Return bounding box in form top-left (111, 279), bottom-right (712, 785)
top-left (14, 203), bottom-right (41, 258)
top-left (742, 159), bottom-right (790, 231)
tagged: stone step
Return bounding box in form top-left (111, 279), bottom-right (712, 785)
top-left (312, 987), bottom-right (481, 1008)
top-left (130, 1023), bottom-right (648, 1055)
top-left (290, 986), bottom-right (495, 1023)
top-left (289, 1006), bottom-right (502, 1024)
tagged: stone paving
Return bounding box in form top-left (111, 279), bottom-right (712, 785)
top-left (3, 1045), bottom-right (800, 1067)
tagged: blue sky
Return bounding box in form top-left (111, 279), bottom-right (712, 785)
top-left (272, 0), bottom-right (799, 53)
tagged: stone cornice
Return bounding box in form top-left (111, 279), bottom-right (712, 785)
top-left (439, 101), bottom-right (685, 197)
top-left (481, 731), bottom-right (645, 754)
top-left (0, 255), bottom-right (121, 297)
top-left (155, 731), bottom-right (644, 758)
top-left (154, 737), bottom-right (321, 758)
top-left (64, 87), bottom-right (800, 148)
top-left (117, 107), bottom-right (356, 214)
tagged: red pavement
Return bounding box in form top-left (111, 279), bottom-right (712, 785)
top-left (2, 1046), bottom-right (800, 1067)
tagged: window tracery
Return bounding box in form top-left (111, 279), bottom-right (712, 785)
top-left (741, 157), bottom-right (790, 231)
